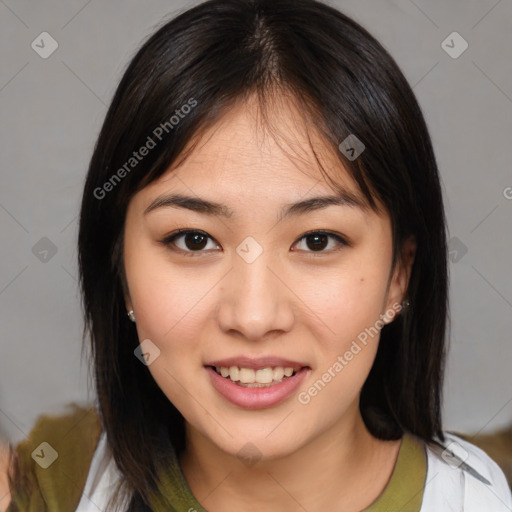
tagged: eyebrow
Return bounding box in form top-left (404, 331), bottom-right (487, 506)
top-left (144, 189), bottom-right (368, 219)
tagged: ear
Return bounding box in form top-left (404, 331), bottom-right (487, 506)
top-left (383, 235), bottom-right (416, 323)
top-left (112, 233), bottom-right (133, 312)
top-left (124, 293), bottom-right (133, 313)
top-left (118, 260), bottom-right (133, 313)
top-left (123, 283), bottom-right (133, 313)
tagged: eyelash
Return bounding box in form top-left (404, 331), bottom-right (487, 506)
top-left (159, 229), bottom-right (348, 257)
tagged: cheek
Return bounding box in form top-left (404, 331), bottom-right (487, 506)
top-left (124, 244), bottom-right (213, 411)
top-left (124, 241), bottom-right (216, 344)
top-left (297, 273), bottom-right (386, 412)
top-left (295, 261), bottom-right (389, 345)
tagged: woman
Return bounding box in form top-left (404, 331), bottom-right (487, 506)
top-left (3, 0), bottom-right (511, 510)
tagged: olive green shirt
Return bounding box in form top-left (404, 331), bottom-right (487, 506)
top-left (6, 404), bottom-right (426, 511)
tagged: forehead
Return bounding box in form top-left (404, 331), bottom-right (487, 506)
top-left (154, 93), bottom-right (363, 199)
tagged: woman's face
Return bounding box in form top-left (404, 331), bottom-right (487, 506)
top-left (123, 95), bottom-right (414, 460)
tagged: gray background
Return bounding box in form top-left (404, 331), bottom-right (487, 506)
top-left (1, 0), bottom-right (511, 445)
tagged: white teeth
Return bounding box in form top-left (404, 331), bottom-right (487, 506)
top-left (255, 368), bottom-right (273, 384)
top-left (215, 365), bottom-right (300, 385)
top-left (273, 367), bottom-right (285, 381)
top-left (229, 366), bottom-right (240, 381)
top-left (239, 368), bottom-right (255, 383)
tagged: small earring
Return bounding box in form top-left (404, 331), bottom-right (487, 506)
top-left (402, 300), bottom-right (410, 309)
top-left (127, 310), bottom-right (136, 322)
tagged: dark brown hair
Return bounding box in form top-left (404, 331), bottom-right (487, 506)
top-left (61, 0), bottom-right (448, 508)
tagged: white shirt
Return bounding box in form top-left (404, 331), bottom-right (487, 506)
top-left (75, 431), bottom-right (512, 511)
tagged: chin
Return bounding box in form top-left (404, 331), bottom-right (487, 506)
top-left (207, 425), bottom-right (309, 464)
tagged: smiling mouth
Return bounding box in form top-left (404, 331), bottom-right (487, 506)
top-left (209, 365), bottom-right (306, 387)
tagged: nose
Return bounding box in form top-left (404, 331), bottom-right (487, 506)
top-left (216, 248), bottom-right (295, 342)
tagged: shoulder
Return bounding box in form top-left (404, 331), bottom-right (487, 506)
top-left (75, 429), bottom-right (130, 512)
top-left (420, 431), bottom-right (512, 512)
top-left (5, 402), bottom-right (103, 512)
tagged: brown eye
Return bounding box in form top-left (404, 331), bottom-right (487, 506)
top-left (293, 231), bottom-right (347, 253)
top-left (161, 229), bottom-right (347, 256)
top-left (305, 233), bottom-right (328, 251)
top-left (162, 229), bottom-right (220, 255)
top-left (182, 232), bottom-right (208, 250)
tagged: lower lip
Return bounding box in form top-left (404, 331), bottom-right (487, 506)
top-left (206, 366), bottom-right (310, 409)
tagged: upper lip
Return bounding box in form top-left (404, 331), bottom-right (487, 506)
top-left (205, 356), bottom-right (309, 371)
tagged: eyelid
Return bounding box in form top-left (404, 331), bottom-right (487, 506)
top-left (160, 229), bottom-right (348, 255)
top-left (160, 229), bottom-right (220, 257)
top-left (293, 230), bottom-right (348, 254)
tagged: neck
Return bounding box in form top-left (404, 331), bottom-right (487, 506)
top-left (179, 405), bottom-right (401, 512)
